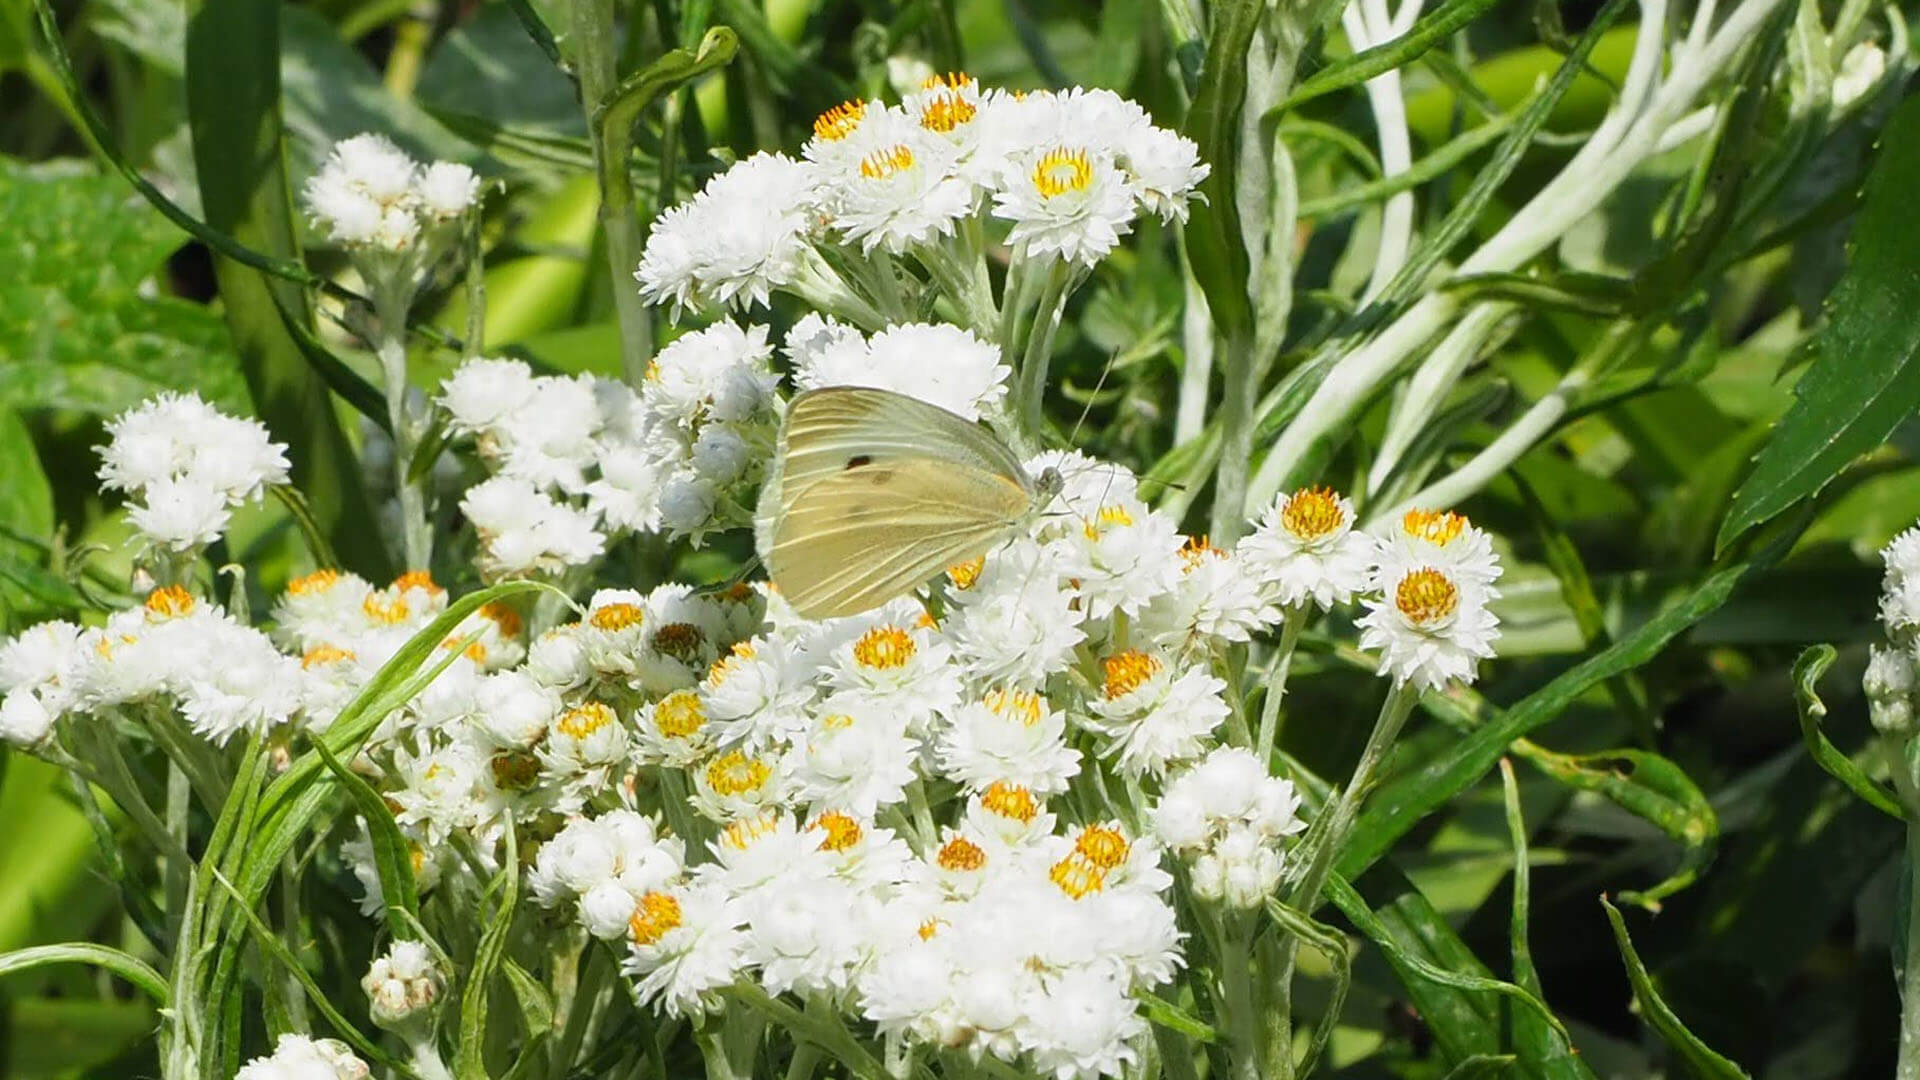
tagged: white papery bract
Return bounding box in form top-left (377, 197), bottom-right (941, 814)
top-left (1370, 508), bottom-right (1503, 588)
top-left (788, 317), bottom-right (1009, 420)
top-left (304, 133), bottom-right (477, 251)
top-left (635, 152), bottom-right (819, 313)
top-left (1357, 563), bottom-right (1501, 691)
top-left (363, 940), bottom-right (442, 1027)
top-left (1154, 747), bottom-right (1305, 909)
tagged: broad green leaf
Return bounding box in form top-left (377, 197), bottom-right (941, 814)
top-left (1602, 898), bottom-right (1753, 1079)
top-left (0, 160), bottom-right (247, 415)
top-left (1718, 92), bottom-right (1920, 550)
top-left (417, 2), bottom-right (586, 136)
top-left (183, 0), bottom-right (390, 579)
top-left (1791, 644), bottom-right (1903, 819)
top-left (1178, 0), bottom-right (1258, 338)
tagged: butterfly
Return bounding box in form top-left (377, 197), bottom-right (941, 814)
top-left (753, 387), bottom-right (1063, 620)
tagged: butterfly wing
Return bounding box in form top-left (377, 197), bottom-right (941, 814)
top-left (765, 457), bottom-right (1031, 619)
top-left (755, 386), bottom-right (1032, 566)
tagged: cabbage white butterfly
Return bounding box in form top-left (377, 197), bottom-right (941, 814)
top-left (754, 387), bottom-right (1063, 619)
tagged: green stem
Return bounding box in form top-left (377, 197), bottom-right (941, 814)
top-left (1254, 608), bottom-right (1306, 765)
top-left (1894, 765), bottom-right (1920, 1080)
top-left (1287, 682), bottom-right (1418, 911)
top-left (1215, 912), bottom-right (1262, 1080)
top-left (373, 286), bottom-right (431, 572)
top-left (1018, 262), bottom-right (1075, 443)
top-left (572, 0), bottom-right (654, 383)
top-left (1210, 331), bottom-right (1256, 544)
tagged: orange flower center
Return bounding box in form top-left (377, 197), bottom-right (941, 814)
top-left (628, 891), bottom-right (682, 945)
top-left (980, 781), bottom-right (1038, 823)
top-left (287, 569), bottom-right (341, 595)
top-left (859, 144), bottom-right (916, 180)
top-left (1102, 650), bottom-right (1162, 700)
top-left (1394, 568), bottom-right (1460, 626)
top-left (853, 626), bottom-right (915, 670)
top-left (1281, 487), bottom-right (1346, 541)
top-left (1401, 508), bottom-right (1466, 546)
top-left (1033, 148), bottom-right (1093, 197)
top-left (144, 585), bottom-right (195, 620)
top-left (590, 603), bottom-right (644, 632)
top-left (301, 644), bottom-right (355, 669)
top-left (812, 99), bottom-right (867, 141)
top-left (704, 750), bottom-right (771, 797)
top-left (809, 811), bottom-right (863, 851)
top-left (557, 702), bottom-right (616, 739)
top-left (653, 691), bottom-right (707, 739)
top-left (936, 836), bottom-right (988, 872)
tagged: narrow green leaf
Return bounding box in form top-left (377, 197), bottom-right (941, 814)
top-left (1341, 562), bottom-right (1753, 878)
top-left (269, 484), bottom-right (341, 571)
top-left (312, 739), bottom-right (420, 921)
top-left (1327, 871), bottom-right (1572, 1049)
top-left (1792, 644), bottom-right (1903, 819)
top-left (1501, 762), bottom-right (1591, 1079)
top-left (1601, 897), bottom-right (1753, 1079)
top-left (1718, 92), bottom-right (1920, 549)
top-left (1296, 114), bottom-right (1513, 219)
top-left (1281, 0), bottom-right (1503, 112)
top-left (1179, 0), bottom-right (1260, 337)
top-left (457, 824), bottom-right (519, 1080)
top-left (1138, 991), bottom-right (1221, 1044)
top-left (0, 943), bottom-right (169, 1004)
top-left (1523, 744), bottom-right (1720, 908)
top-left (1443, 1056), bottom-right (1518, 1080)
top-left (1262, 899), bottom-right (1354, 1077)
top-left (181, 0), bottom-right (391, 578)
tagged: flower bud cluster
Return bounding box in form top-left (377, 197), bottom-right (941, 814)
top-left (96, 392), bottom-right (289, 554)
top-left (234, 1034), bottom-right (369, 1080)
top-left (1153, 748), bottom-right (1306, 908)
top-left (303, 133), bottom-right (478, 253)
top-left (1867, 528), bottom-right (1920, 738)
top-left (362, 940), bottom-right (444, 1028)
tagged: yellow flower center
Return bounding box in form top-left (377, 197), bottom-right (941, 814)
top-left (1082, 502), bottom-right (1135, 540)
top-left (812, 99), bottom-right (867, 141)
top-left (809, 811), bottom-right (863, 851)
top-left (301, 644), bottom-right (355, 670)
top-left (980, 781), bottom-right (1038, 823)
top-left (628, 891), bottom-right (683, 946)
top-left (392, 570), bottom-right (442, 595)
top-left (652, 622), bottom-right (706, 664)
top-left (859, 144), bottom-right (916, 180)
top-left (706, 641), bottom-right (757, 686)
top-left (948, 556), bottom-right (986, 589)
top-left (984, 687), bottom-right (1045, 726)
top-left (920, 91), bottom-right (978, 133)
top-left (1032, 148), bottom-right (1093, 198)
top-left (590, 603), bottom-right (644, 632)
top-left (704, 750), bottom-right (772, 797)
top-left (480, 601), bottom-right (523, 639)
top-left (918, 917), bottom-right (946, 940)
top-left (1401, 508), bottom-right (1466, 547)
top-left (1394, 568), bottom-right (1460, 626)
top-left (144, 585), bottom-right (195, 620)
top-left (1281, 487), bottom-right (1347, 541)
top-left (653, 690), bottom-right (707, 739)
top-left (1180, 535), bottom-right (1226, 571)
top-left (936, 836), bottom-right (988, 872)
top-left (1074, 824), bottom-right (1130, 869)
top-left (1102, 650), bottom-right (1162, 700)
top-left (442, 637), bottom-right (487, 664)
top-left (820, 713), bottom-right (856, 730)
top-left (853, 626), bottom-right (915, 670)
top-left (287, 569), bottom-right (341, 596)
top-left (557, 702), bottom-right (616, 739)
top-left (363, 592), bottom-right (410, 625)
top-left (920, 71), bottom-right (973, 91)
top-left (1049, 856), bottom-right (1106, 899)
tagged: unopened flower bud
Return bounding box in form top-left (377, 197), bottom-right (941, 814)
top-left (362, 940), bottom-right (442, 1029)
top-left (1866, 645), bottom-right (1917, 737)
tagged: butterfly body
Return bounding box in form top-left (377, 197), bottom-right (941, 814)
top-left (754, 387), bottom-right (1059, 619)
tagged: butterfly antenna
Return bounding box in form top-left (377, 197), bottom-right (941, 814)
top-left (1066, 350), bottom-right (1119, 449)
top-left (697, 555), bottom-right (763, 597)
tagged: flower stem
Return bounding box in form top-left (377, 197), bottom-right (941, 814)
top-left (1210, 331), bottom-right (1257, 544)
top-left (571, 0), bottom-right (654, 383)
top-left (1893, 765), bottom-right (1920, 1079)
top-left (1286, 681), bottom-right (1417, 911)
top-left (1255, 609), bottom-right (1306, 765)
top-left (1214, 911), bottom-right (1263, 1080)
top-left (1017, 262), bottom-right (1075, 443)
top-left (373, 286), bottom-right (431, 572)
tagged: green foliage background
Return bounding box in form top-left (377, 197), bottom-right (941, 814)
top-left (1, 0), bottom-right (1917, 1075)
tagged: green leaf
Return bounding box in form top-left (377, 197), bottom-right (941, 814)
top-left (1718, 92), bottom-right (1920, 550)
top-left (1280, 0), bottom-right (1503, 113)
top-left (0, 944), bottom-right (169, 1004)
top-left (1138, 991), bottom-right (1220, 1043)
top-left (1601, 897), bottom-right (1753, 1079)
top-left (6, 997), bottom-right (158, 1075)
top-left (181, 0), bottom-right (391, 578)
top-left (457, 825), bottom-right (519, 1080)
top-left (1791, 644), bottom-right (1903, 819)
top-left (0, 160), bottom-right (248, 416)
top-left (1501, 761), bottom-right (1591, 1079)
top-left (1521, 745), bottom-right (1720, 909)
top-left (1442, 1056), bottom-right (1518, 1080)
top-left (312, 740), bottom-right (420, 922)
top-left (416, 2), bottom-right (585, 136)
top-left (1341, 561), bottom-right (1755, 879)
top-left (1178, 0), bottom-right (1260, 338)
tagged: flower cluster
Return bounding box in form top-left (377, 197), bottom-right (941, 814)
top-left (233, 1034), bottom-right (368, 1080)
top-left (1866, 527), bottom-right (1920, 736)
top-left (96, 391), bottom-right (289, 553)
top-left (438, 325), bottom-right (780, 571)
top-left (1153, 747), bottom-right (1306, 909)
top-left (636, 76), bottom-right (1208, 319)
top-left (303, 132), bottom-right (479, 252)
top-left (363, 940), bottom-right (444, 1028)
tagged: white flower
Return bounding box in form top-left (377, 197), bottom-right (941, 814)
top-left (992, 143), bottom-right (1138, 266)
top-left (469, 669), bottom-right (562, 749)
top-left (1052, 498), bottom-right (1183, 621)
top-left (1371, 508), bottom-right (1502, 589)
top-left (827, 110), bottom-right (976, 253)
top-left (126, 479), bottom-right (231, 551)
top-left (792, 321), bottom-right (1009, 420)
top-left (1137, 539), bottom-right (1280, 649)
top-left (234, 1034), bottom-right (370, 1080)
top-left (415, 161), bottom-right (480, 218)
top-left (742, 874), bottom-right (871, 997)
top-left (1118, 123), bottom-right (1208, 222)
top-left (1357, 564), bottom-right (1500, 690)
top-left (622, 882), bottom-right (749, 1018)
top-left (785, 700), bottom-right (918, 815)
top-left (439, 358), bottom-right (537, 436)
top-left (826, 620), bottom-right (962, 729)
top-left (460, 476), bottom-right (606, 578)
top-left (363, 940), bottom-right (442, 1026)
top-left (1866, 644), bottom-right (1917, 736)
top-left (1083, 650), bottom-right (1229, 777)
top-left (635, 153), bottom-right (820, 313)
top-left (644, 323), bottom-right (778, 428)
top-left (98, 392), bottom-right (289, 550)
top-left (1154, 747), bottom-right (1304, 909)
top-left (690, 747), bottom-right (787, 821)
top-left (1240, 487), bottom-right (1374, 609)
top-left (938, 688), bottom-right (1081, 795)
top-left (304, 133), bottom-right (421, 251)
top-left (1017, 967), bottom-right (1146, 1080)
top-left (388, 738), bottom-right (502, 845)
top-left (0, 688), bottom-right (56, 747)
top-left (944, 541), bottom-right (1087, 689)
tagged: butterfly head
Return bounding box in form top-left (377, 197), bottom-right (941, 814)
top-left (1033, 466), bottom-right (1065, 509)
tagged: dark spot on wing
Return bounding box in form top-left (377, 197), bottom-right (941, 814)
top-left (845, 454), bottom-right (873, 469)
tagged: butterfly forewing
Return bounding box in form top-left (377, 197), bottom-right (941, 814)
top-left (777, 388), bottom-right (1031, 510)
top-left (766, 457), bottom-right (1030, 619)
